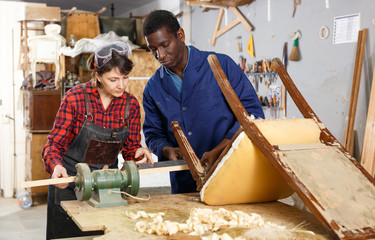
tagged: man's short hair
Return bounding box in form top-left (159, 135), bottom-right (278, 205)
top-left (143, 10), bottom-right (180, 37)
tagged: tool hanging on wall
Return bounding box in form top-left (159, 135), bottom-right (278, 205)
top-left (246, 34), bottom-right (255, 58)
top-left (292, 0), bottom-right (301, 18)
top-left (288, 30), bottom-right (301, 61)
top-left (282, 42), bottom-right (288, 117)
top-left (282, 42), bottom-right (288, 68)
top-left (319, 26), bottom-right (330, 40)
top-left (236, 36), bottom-right (243, 52)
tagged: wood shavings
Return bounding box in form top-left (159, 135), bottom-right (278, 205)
top-left (202, 233), bottom-right (246, 240)
top-left (128, 208), bottom-right (287, 238)
top-left (125, 210), bottom-right (165, 220)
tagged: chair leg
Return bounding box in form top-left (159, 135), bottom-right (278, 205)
top-left (54, 61), bottom-right (60, 88)
top-left (31, 61), bottom-right (37, 88)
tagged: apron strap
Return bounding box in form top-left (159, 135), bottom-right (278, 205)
top-left (82, 84), bottom-right (93, 123)
top-left (124, 92), bottom-right (130, 129)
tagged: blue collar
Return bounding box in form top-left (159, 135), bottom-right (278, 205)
top-left (164, 46), bottom-right (190, 94)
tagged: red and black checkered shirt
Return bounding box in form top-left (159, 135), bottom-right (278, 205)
top-left (42, 81), bottom-right (141, 175)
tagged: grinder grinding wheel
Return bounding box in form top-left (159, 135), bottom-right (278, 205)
top-left (121, 159), bottom-right (139, 196)
top-left (75, 163), bottom-right (93, 201)
top-left (74, 161), bottom-right (140, 207)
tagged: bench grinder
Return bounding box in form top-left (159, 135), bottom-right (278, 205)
top-left (74, 161), bottom-right (139, 207)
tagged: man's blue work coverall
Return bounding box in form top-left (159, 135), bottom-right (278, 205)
top-left (143, 46), bottom-right (264, 194)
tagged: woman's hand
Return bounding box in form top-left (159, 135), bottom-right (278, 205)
top-left (135, 148), bottom-right (154, 166)
top-left (51, 165), bottom-right (69, 189)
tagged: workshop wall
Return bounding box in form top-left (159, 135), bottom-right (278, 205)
top-left (115, 0), bottom-right (374, 160)
top-left (118, 0), bottom-right (182, 19)
top-left (189, 0), bottom-right (374, 160)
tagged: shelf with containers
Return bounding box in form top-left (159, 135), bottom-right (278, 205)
top-left (247, 71), bottom-right (286, 119)
top-left (61, 53), bottom-right (92, 95)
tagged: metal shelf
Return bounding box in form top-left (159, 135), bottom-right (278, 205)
top-left (247, 72), bottom-right (278, 76)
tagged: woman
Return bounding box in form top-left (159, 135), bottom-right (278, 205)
top-left (42, 41), bottom-right (153, 240)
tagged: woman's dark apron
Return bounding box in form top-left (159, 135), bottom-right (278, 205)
top-left (46, 85), bottom-right (130, 240)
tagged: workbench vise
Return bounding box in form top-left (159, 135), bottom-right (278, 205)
top-left (74, 161), bottom-right (139, 208)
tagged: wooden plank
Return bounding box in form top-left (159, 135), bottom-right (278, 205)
top-left (186, 0), bottom-right (254, 7)
top-left (211, 8), bottom-right (224, 46)
top-left (21, 6), bottom-right (61, 21)
top-left (208, 54), bottom-right (375, 239)
top-left (139, 165), bottom-right (188, 174)
top-left (361, 66), bottom-right (375, 176)
top-left (60, 194), bottom-right (330, 239)
top-left (344, 29), bottom-right (368, 155)
top-left (127, 50), bottom-right (160, 125)
top-left (230, 7), bottom-right (252, 31)
top-left (22, 176), bottom-right (76, 188)
top-left (129, 50), bottom-right (161, 78)
top-left (211, 7), bottom-right (252, 46)
top-left (216, 18), bottom-right (241, 38)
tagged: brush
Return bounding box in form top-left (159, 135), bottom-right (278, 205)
top-left (288, 38), bottom-right (300, 61)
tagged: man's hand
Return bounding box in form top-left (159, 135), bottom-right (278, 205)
top-left (51, 165), bottom-right (69, 189)
top-left (162, 146), bottom-right (182, 160)
top-left (135, 147), bottom-right (154, 166)
top-left (200, 151), bottom-right (219, 172)
top-left (200, 138), bottom-right (231, 171)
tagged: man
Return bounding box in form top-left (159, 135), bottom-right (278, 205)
top-left (142, 10), bottom-right (264, 194)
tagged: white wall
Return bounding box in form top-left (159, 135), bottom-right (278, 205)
top-left (0, 1), bottom-right (45, 198)
top-left (189, 0), bottom-right (374, 160)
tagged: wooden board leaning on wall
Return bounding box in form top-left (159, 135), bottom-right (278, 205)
top-left (127, 49), bottom-right (160, 125)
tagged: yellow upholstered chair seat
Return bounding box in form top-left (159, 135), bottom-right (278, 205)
top-left (201, 118), bottom-right (322, 205)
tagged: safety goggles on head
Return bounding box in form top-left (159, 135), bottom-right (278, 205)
top-left (94, 41), bottom-right (130, 69)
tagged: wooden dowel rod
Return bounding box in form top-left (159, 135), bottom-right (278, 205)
top-left (21, 176), bottom-right (76, 188)
top-left (344, 29), bottom-right (368, 154)
top-left (139, 165), bottom-right (189, 174)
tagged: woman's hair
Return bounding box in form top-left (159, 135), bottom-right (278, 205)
top-left (143, 10), bottom-right (181, 37)
top-left (87, 51), bottom-right (134, 88)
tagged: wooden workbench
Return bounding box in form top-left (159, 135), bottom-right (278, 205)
top-left (61, 194), bottom-right (332, 239)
